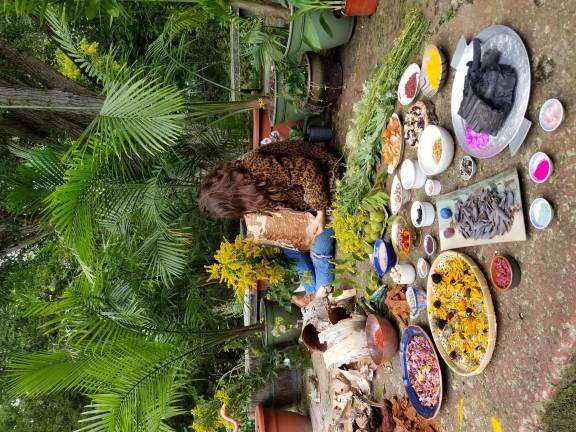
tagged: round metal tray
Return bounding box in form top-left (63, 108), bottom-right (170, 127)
top-left (451, 25), bottom-right (531, 159)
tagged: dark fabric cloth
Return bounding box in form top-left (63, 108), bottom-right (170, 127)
top-left (458, 38), bottom-right (517, 136)
top-left (237, 140), bottom-right (341, 212)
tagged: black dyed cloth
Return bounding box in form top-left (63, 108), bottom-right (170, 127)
top-left (458, 38), bottom-right (517, 136)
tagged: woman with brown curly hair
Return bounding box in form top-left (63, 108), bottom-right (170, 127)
top-left (198, 140), bottom-right (341, 236)
top-left (198, 139), bottom-right (341, 306)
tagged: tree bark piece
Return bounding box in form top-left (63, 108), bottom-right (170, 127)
top-left (320, 315), bottom-right (371, 368)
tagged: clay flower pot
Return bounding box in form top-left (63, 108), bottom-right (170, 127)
top-left (343, 0), bottom-right (379, 16)
top-left (255, 405), bottom-right (312, 432)
top-left (365, 314), bottom-right (398, 365)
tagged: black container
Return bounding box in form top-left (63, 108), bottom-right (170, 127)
top-left (306, 125), bottom-right (333, 142)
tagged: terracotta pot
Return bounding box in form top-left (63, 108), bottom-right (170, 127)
top-left (255, 405), bottom-right (312, 432)
top-left (365, 314), bottom-right (398, 365)
top-left (343, 0), bottom-right (379, 16)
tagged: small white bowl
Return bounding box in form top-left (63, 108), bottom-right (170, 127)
top-left (425, 179), bottom-right (442, 196)
top-left (529, 152), bottom-right (553, 184)
top-left (411, 201), bottom-right (435, 228)
top-left (539, 98), bottom-right (564, 132)
top-left (397, 64), bottom-right (420, 106)
top-left (459, 155), bottom-right (476, 181)
top-left (417, 257), bottom-right (429, 278)
top-left (401, 159), bottom-right (426, 189)
top-left (529, 198), bottom-right (553, 229)
top-left (417, 125), bottom-right (454, 176)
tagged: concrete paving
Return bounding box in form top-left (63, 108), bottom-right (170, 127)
top-left (313, 0), bottom-right (576, 431)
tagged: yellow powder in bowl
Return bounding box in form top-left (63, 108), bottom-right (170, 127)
top-left (426, 48), bottom-right (441, 90)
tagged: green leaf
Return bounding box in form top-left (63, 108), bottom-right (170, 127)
top-left (75, 75), bottom-right (184, 161)
top-left (318, 14), bottom-right (333, 38)
top-left (85, 0), bottom-right (101, 19)
top-left (332, 287), bottom-right (344, 297)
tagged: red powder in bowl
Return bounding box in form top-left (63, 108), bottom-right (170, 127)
top-left (374, 327), bottom-right (384, 348)
top-left (533, 159), bottom-right (550, 182)
top-left (404, 74), bottom-right (418, 99)
top-left (491, 257), bottom-right (512, 289)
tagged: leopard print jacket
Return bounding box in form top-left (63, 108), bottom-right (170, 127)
top-left (237, 140), bottom-right (341, 212)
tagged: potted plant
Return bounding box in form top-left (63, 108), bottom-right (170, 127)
top-left (270, 52), bottom-right (342, 125)
top-left (289, 0), bottom-right (378, 17)
top-left (205, 236), bottom-right (303, 346)
top-left (285, 5), bottom-right (356, 55)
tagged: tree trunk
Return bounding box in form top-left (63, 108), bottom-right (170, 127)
top-left (230, 0), bottom-right (289, 20)
top-left (11, 110), bottom-right (89, 138)
top-left (0, 230), bottom-right (52, 261)
top-left (0, 86), bottom-right (104, 112)
top-left (0, 38), bottom-right (98, 97)
top-left (0, 115), bottom-right (47, 142)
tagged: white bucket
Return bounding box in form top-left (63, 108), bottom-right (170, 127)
top-left (400, 159), bottom-right (426, 189)
top-left (411, 201), bottom-right (435, 227)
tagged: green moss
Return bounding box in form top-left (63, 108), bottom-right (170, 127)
top-left (542, 360), bottom-right (576, 432)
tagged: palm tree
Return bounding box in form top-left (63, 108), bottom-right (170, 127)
top-left (6, 247), bottom-right (263, 432)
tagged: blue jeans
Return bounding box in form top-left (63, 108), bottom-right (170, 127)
top-left (281, 226), bottom-right (334, 294)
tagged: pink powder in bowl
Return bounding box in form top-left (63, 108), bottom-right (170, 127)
top-left (529, 152), bottom-right (553, 184)
top-left (464, 122), bottom-right (491, 150)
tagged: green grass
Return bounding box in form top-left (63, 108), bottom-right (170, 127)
top-left (542, 359), bottom-right (576, 432)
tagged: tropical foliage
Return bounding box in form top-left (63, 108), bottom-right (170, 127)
top-left (0, 1), bottom-right (286, 431)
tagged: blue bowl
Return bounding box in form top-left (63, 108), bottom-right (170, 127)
top-left (399, 325), bottom-right (443, 420)
top-left (373, 240), bottom-right (397, 276)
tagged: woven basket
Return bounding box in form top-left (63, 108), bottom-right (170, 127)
top-left (244, 209), bottom-right (316, 252)
top-left (426, 251), bottom-right (497, 377)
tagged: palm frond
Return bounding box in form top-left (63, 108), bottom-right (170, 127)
top-left (3, 145), bottom-right (66, 215)
top-left (186, 98), bottom-right (262, 122)
top-left (44, 155), bottom-right (99, 263)
top-left (147, 7), bottom-right (210, 62)
top-left (240, 18), bottom-right (286, 71)
top-left (27, 270), bottom-right (154, 351)
top-left (75, 76), bottom-right (185, 161)
top-left (9, 0), bottom-right (127, 19)
top-left (137, 227), bottom-right (189, 286)
top-left (77, 366), bottom-right (187, 432)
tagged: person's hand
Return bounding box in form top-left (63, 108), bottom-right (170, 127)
top-left (307, 210), bottom-right (325, 238)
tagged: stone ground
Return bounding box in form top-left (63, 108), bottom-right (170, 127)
top-left (305, 1), bottom-right (576, 431)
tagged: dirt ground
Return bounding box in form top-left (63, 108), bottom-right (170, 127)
top-left (306, 1), bottom-right (576, 431)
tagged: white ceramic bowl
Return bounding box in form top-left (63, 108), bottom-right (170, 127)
top-left (397, 64), bottom-right (420, 106)
top-left (529, 152), bottom-right (553, 184)
top-left (390, 174), bottom-right (411, 215)
top-left (459, 155), bottom-right (476, 181)
top-left (529, 197), bottom-right (553, 229)
top-left (401, 159), bottom-right (426, 189)
top-left (417, 125), bottom-right (454, 176)
top-left (539, 98), bottom-right (564, 132)
top-left (417, 257), bottom-right (429, 278)
top-left (411, 201), bottom-right (435, 228)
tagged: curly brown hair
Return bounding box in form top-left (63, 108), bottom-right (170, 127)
top-left (198, 162), bottom-right (281, 219)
